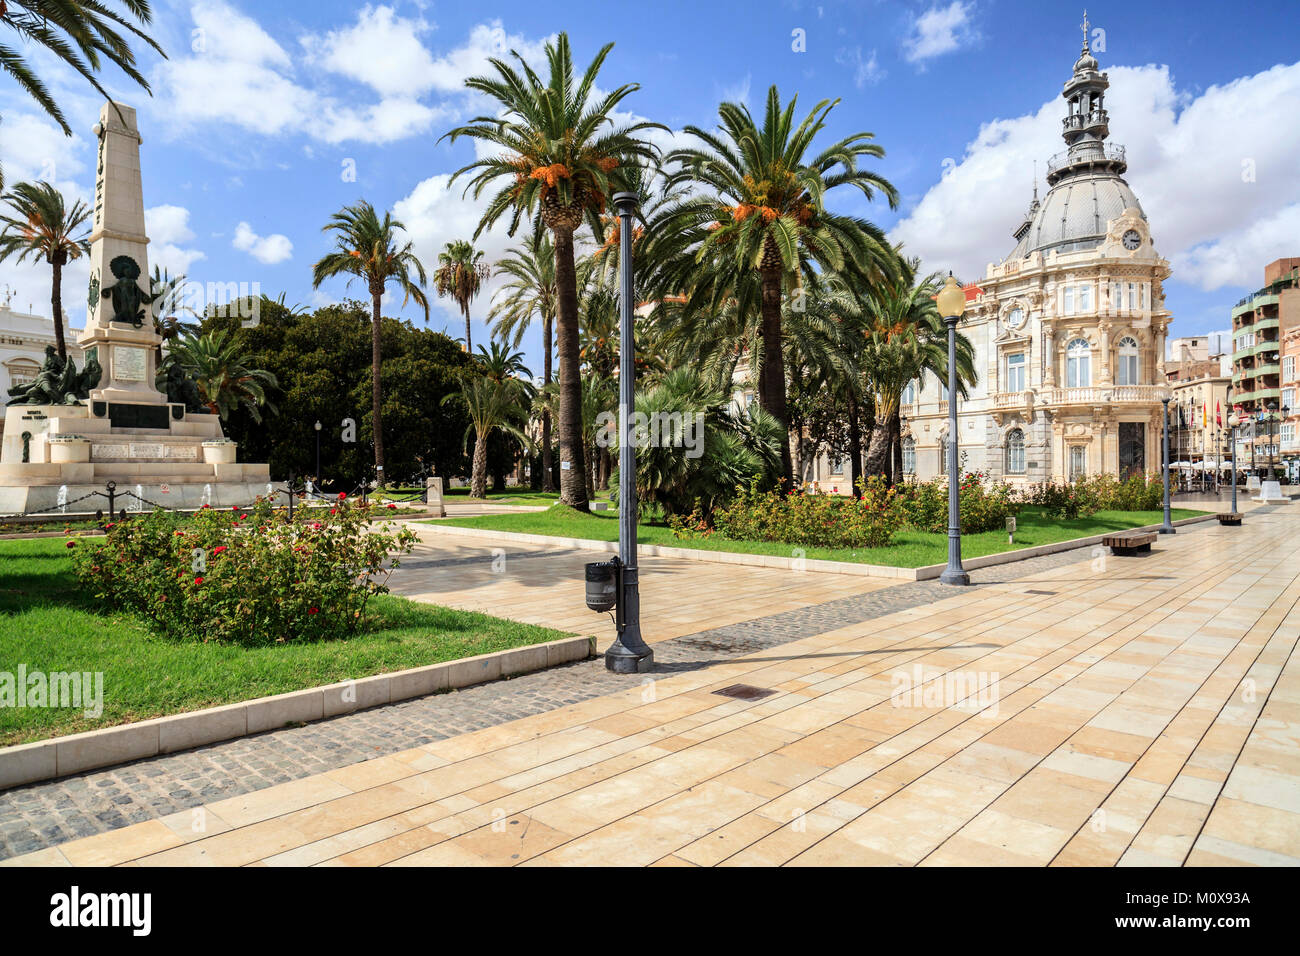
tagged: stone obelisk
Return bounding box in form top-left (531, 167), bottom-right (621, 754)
top-left (78, 101), bottom-right (167, 412)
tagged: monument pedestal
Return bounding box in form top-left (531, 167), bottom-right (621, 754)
top-left (0, 403), bottom-right (274, 515)
top-left (0, 100), bottom-right (274, 518)
top-left (1252, 479), bottom-right (1290, 504)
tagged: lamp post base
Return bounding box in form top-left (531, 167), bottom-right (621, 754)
top-left (604, 639), bottom-right (654, 673)
top-left (939, 567), bottom-right (970, 586)
top-left (1158, 524), bottom-right (1176, 535)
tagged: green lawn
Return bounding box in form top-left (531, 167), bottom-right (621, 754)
top-left (0, 538), bottom-right (571, 746)
top-left (430, 504), bottom-right (1207, 569)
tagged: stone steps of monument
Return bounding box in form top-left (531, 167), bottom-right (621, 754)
top-left (91, 462), bottom-right (217, 477)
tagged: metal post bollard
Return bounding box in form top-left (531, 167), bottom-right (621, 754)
top-left (105, 481), bottom-right (116, 517)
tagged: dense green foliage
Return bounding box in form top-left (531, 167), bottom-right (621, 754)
top-left (204, 298), bottom-right (475, 487)
top-left (71, 498), bottom-right (416, 646)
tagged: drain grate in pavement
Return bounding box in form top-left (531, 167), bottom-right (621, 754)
top-left (1025, 589), bottom-right (1057, 595)
top-left (712, 684), bottom-right (776, 701)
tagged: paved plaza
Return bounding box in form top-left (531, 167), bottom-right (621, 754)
top-left (4, 503), bottom-right (1299, 867)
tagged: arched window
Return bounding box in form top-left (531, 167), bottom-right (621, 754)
top-left (1116, 336), bottom-right (1139, 385)
top-left (1066, 338), bottom-right (1091, 387)
top-left (900, 380), bottom-right (917, 406)
top-left (1005, 429), bottom-right (1026, 474)
top-left (902, 437), bottom-right (916, 475)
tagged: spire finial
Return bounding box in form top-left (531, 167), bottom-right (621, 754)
top-left (1080, 9), bottom-right (1090, 52)
top-left (1032, 160), bottom-right (1038, 202)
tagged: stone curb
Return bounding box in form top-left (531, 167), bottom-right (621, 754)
top-left (0, 635), bottom-right (594, 791)
top-left (417, 513), bottom-right (1219, 582)
top-left (911, 513), bottom-right (1218, 579)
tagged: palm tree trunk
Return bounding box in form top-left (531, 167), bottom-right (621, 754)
top-left (470, 427), bottom-right (488, 498)
top-left (758, 267), bottom-right (793, 490)
top-left (464, 305), bottom-right (472, 354)
top-left (541, 315), bottom-right (554, 492)
top-left (891, 410), bottom-right (903, 485)
top-left (864, 415), bottom-right (891, 480)
top-left (370, 290), bottom-right (385, 483)
top-left (552, 227), bottom-right (588, 511)
top-left (848, 392), bottom-right (863, 497)
top-left (50, 258), bottom-right (67, 362)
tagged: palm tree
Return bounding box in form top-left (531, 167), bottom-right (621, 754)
top-left (311, 200), bottom-right (429, 484)
top-left (443, 31), bottom-right (663, 511)
top-left (0, 181), bottom-right (90, 360)
top-left (859, 263), bottom-right (976, 481)
top-left (658, 86), bottom-right (899, 489)
top-left (149, 266), bottom-right (198, 364)
top-left (490, 231), bottom-right (557, 490)
top-left (442, 374), bottom-right (532, 499)
top-left (0, 1), bottom-right (167, 137)
top-left (476, 341), bottom-right (533, 384)
top-left (162, 329), bottom-right (278, 422)
top-left (434, 239), bottom-right (489, 352)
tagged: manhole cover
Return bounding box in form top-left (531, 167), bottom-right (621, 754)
top-left (712, 684), bottom-right (776, 701)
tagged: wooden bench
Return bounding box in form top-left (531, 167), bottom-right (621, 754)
top-left (1103, 531), bottom-right (1157, 556)
top-left (1216, 512), bottom-right (1243, 526)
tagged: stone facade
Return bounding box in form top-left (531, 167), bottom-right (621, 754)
top-left (904, 31), bottom-right (1172, 488)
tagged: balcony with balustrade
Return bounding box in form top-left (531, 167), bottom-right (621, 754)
top-left (1040, 384), bottom-right (1170, 407)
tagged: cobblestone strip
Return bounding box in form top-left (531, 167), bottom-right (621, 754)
top-left (0, 542), bottom-right (1103, 860)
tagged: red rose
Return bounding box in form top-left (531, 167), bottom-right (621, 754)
top-left (337, 492), bottom-right (347, 500)
top-left (194, 576), bottom-right (204, 585)
top-left (213, 546), bottom-right (227, 555)
top-left (65, 540), bottom-right (77, 548)
top-left (386, 503), bottom-right (396, 509)
top-left (308, 607), bottom-right (319, 615)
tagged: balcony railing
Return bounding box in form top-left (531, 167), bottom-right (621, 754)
top-left (1043, 385), bottom-right (1169, 406)
top-left (1046, 144), bottom-right (1127, 178)
top-left (993, 391), bottom-right (1029, 409)
top-left (1062, 109), bottom-right (1109, 133)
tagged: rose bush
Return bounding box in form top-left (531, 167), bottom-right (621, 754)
top-left (71, 495), bottom-right (416, 645)
top-left (670, 476), bottom-right (906, 549)
top-left (894, 471), bottom-right (1019, 534)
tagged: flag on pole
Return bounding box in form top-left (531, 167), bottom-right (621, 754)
top-left (1216, 401), bottom-right (1222, 427)
top-left (1203, 401), bottom-right (1208, 428)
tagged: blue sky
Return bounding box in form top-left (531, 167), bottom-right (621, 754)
top-left (2, 0), bottom-right (1298, 373)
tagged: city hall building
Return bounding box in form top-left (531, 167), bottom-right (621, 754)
top-left (901, 31), bottom-right (1172, 487)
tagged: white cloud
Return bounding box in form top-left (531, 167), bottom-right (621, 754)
top-left (836, 47), bottom-right (884, 88)
top-left (904, 1), bottom-right (977, 64)
top-left (303, 4), bottom-right (437, 97)
top-left (232, 221), bottom-right (293, 264)
top-left (0, 111), bottom-right (87, 190)
top-left (155, 6), bottom-right (548, 146)
top-left (392, 172), bottom-right (515, 329)
top-left (890, 60), bottom-right (1300, 293)
top-left (145, 204), bottom-right (208, 276)
top-left (423, 20), bottom-right (550, 94)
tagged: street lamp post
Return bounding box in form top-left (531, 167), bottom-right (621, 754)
top-left (604, 191), bottom-right (653, 674)
top-left (1228, 407), bottom-right (1240, 515)
top-left (314, 420), bottom-right (322, 488)
top-left (937, 274), bottom-right (969, 586)
top-left (1160, 396), bottom-right (1176, 534)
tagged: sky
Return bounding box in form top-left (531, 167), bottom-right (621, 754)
top-left (2, 0), bottom-right (1298, 376)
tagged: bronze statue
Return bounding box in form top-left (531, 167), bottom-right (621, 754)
top-left (5, 345), bottom-right (102, 405)
top-left (101, 255), bottom-right (156, 327)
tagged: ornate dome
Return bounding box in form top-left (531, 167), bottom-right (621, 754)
top-left (1008, 169), bottom-right (1145, 259)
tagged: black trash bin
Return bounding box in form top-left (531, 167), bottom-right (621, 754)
top-left (585, 559), bottom-right (620, 612)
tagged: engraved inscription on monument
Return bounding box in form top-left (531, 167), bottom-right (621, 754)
top-left (113, 346), bottom-right (147, 382)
